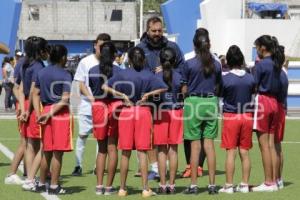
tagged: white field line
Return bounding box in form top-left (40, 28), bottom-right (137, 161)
top-left (0, 142), bottom-right (61, 200)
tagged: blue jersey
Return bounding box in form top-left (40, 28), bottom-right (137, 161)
top-left (20, 60), bottom-right (44, 98)
top-left (14, 57), bottom-right (26, 85)
top-left (278, 69), bottom-right (289, 109)
top-left (181, 56), bottom-right (222, 96)
top-left (155, 70), bottom-right (183, 109)
top-left (88, 64), bottom-right (122, 99)
top-left (107, 68), bottom-right (168, 104)
top-left (35, 64), bottom-right (72, 105)
top-left (222, 70), bottom-right (255, 113)
top-left (254, 56), bottom-right (281, 96)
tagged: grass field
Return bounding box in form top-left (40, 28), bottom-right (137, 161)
top-left (1, 119), bottom-right (300, 200)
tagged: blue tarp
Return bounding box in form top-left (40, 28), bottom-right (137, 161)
top-left (248, 2), bottom-right (288, 16)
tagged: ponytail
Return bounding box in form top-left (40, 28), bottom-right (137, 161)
top-left (193, 28), bottom-right (214, 77)
top-left (159, 47), bottom-right (176, 91)
top-left (49, 44), bottom-right (68, 64)
top-left (99, 42), bottom-right (116, 79)
top-left (271, 36), bottom-right (285, 71)
top-left (128, 47), bottom-right (145, 72)
top-left (255, 35), bottom-right (284, 71)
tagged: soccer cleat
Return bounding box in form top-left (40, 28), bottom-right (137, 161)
top-left (71, 166), bottom-right (82, 176)
top-left (183, 186), bottom-right (198, 195)
top-left (4, 174), bottom-right (24, 185)
top-left (22, 179), bottom-right (36, 191)
top-left (167, 186), bottom-right (176, 194)
top-left (156, 186), bottom-right (168, 195)
top-left (104, 187), bottom-right (117, 195)
top-left (252, 183), bottom-right (278, 192)
top-left (48, 185), bottom-right (67, 195)
top-left (147, 171), bottom-right (159, 180)
top-left (277, 179), bottom-right (284, 190)
top-left (142, 189), bottom-right (157, 198)
top-left (181, 165), bottom-right (191, 178)
top-left (95, 186), bottom-right (104, 195)
top-left (118, 189), bottom-right (128, 197)
top-left (208, 185), bottom-right (218, 195)
top-left (219, 185), bottom-right (234, 194)
top-left (235, 183), bottom-right (249, 193)
top-left (33, 184), bottom-right (47, 193)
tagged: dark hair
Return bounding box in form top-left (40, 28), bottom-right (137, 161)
top-left (49, 44), bottom-right (68, 64)
top-left (146, 16), bottom-right (162, 31)
top-left (193, 28), bottom-right (214, 77)
top-left (99, 41), bottom-right (116, 78)
top-left (159, 47), bottom-right (176, 90)
top-left (254, 35), bottom-right (284, 71)
top-left (22, 36), bottom-right (48, 75)
top-left (226, 45), bottom-right (245, 69)
top-left (128, 47), bottom-right (145, 72)
top-left (2, 56), bottom-right (10, 67)
top-left (95, 33), bottom-right (111, 43)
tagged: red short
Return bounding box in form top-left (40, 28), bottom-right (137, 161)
top-left (221, 112), bottom-right (253, 150)
top-left (253, 94), bottom-right (279, 134)
top-left (275, 103), bottom-right (286, 143)
top-left (20, 99), bottom-right (41, 139)
top-left (41, 105), bottom-right (74, 152)
top-left (153, 109), bottom-right (183, 145)
top-left (118, 106), bottom-right (153, 150)
top-left (92, 99), bottom-right (122, 140)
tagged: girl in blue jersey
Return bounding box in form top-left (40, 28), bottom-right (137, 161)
top-left (182, 28), bottom-right (222, 195)
top-left (102, 47), bottom-right (167, 197)
top-left (219, 45), bottom-right (255, 194)
top-left (252, 35), bottom-right (285, 192)
top-left (19, 36), bottom-right (49, 191)
top-left (32, 44), bottom-right (72, 194)
top-left (153, 47), bottom-right (183, 194)
top-left (88, 42), bottom-right (122, 195)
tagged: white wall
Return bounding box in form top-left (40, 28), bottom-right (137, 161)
top-left (197, 0), bottom-right (300, 61)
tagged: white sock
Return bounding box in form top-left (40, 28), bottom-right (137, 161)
top-left (75, 136), bottom-right (87, 167)
top-left (151, 162), bottom-right (158, 173)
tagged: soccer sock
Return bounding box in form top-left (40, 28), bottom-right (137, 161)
top-left (190, 184), bottom-right (197, 188)
top-left (151, 162), bottom-right (158, 173)
top-left (50, 185), bottom-right (58, 189)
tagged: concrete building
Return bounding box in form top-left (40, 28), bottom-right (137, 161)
top-left (18, 0), bottom-right (138, 54)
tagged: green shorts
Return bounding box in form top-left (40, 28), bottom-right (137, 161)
top-left (183, 96), bottom-right (218, 140)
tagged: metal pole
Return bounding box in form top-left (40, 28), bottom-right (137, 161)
top-left (242, 0), bottom-right (246, 18)
top-left (139, 0), bottom-right (143, 38)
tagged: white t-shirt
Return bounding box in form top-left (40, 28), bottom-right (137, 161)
top-left (74, 54), bottom-right (99, 116)
top-left (4, 63), bottom-right (14, 83)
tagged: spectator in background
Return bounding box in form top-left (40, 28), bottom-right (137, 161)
top-left (2, 56), bottom-right (15, 111)
top-left (219, 55), bottom-right (230, 73)
top-left (114, 51), bottom-right (126, 69)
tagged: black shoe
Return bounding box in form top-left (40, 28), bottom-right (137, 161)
top-left (167, 186), bottom-right (176, 194)
top-left (48, 185), bottom-right (67, 195)
top-left (183, 186), bottom-right (198, 195)
top-left (72, 166), bottom-right (82, 176)
top-left (33, 184), bottom-right (47, 193)
top-left (208, 185), bottom-right (218, 195)
top-left (156, 186), bottom-right (168, 195)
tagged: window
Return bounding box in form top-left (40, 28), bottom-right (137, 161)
top-left (110, 9), bottom-right (122, 21)
top-left (28, 5), bottom-right (39, 21)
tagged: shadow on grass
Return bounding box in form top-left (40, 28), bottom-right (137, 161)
top-left (64, 186), bottom-right (87, 194)
top-left (284, 181), bottom-right (293, 187)
top-left (0, 162), bottom-right (10, 167)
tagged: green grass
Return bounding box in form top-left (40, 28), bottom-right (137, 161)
top-left (1, 119), bottom-right (300, 200)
